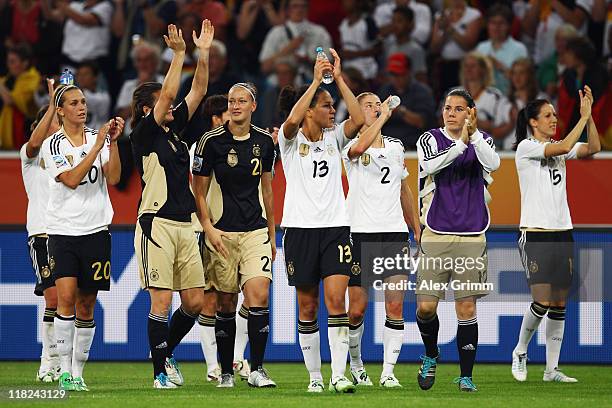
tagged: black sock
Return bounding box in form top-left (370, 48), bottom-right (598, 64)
top-left (148, 313), bottom-right (169, 378)
top-left (216, 311), bottom-right (236, 375)
top-left (416, 313), bottom-right (439, 358)
top-left (457, 317), bottom-right (478, 378)
top-left (248, 307), bottom-right (270, 371)
top-left (167, 306), bottom-right (197, 356)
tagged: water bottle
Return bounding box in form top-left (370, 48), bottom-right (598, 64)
top-left (388, 95), bottom-right (401, 110)
top-left (315, 47), bottom-right (334, 85)
top-left (59, 69), bottom-right (74, 85)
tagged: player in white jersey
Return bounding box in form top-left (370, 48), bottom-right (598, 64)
top-left (21, 79), bottom-right (61, 383)
top-left (511, 87), bottom-right (600, 383)
top-left (277, 50), bottom-right (365, 393)
top-left (343, 92), bottom-right (420, 388)
top-left (40, 83), bottom-right (124, 392)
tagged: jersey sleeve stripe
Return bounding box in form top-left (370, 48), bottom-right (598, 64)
top-left (195, 126), bottom-right (225, 155)
top-left (419, 132), bottom-right (434, 158)
top-left (252, 124), bottom-right (272, 136)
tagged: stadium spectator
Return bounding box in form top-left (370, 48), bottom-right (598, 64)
top-left (415, 88), bottom-right (499, 393)
top-left (306, 0), bottom-right (345, 47)
top-left (259, 0), bottom-right (332, 85)
top-left (556, 36), bottom-right (611, 145)
top-left (507, 57), bottom-right (548, 150)
top-left (3, 0), bottom-right (42, 48)
top-left (110, 0), bottom-right (178, 73)
top-left (41, 82), bottom-right (123, 392)
top-left (260, 61), bottom-right (298, 130)
top-left (233, 0), bottom-right (284, 81)
top-left (382, 5), bottom-right (427, 84)
top-left (335, 67), bottom-right (368, 123)
top-left (180, 0), bottom-right (228, 41)
top-left (76, 61), bottom-right (110, 131)
top-left (536, 23), bottom-right (579, 100)
top-left (459, 51), bottom-right (513, 149)
top-left (512, 89), bottom-right (600, 384)
top-left (522, 0), bottom-right (584, 65)
top-left (377, 53), bottom-right (435, 150)
top-left (0, 44), bottom-right (41, 149)
top-left (476, 3), bottom-right (528, 95)
top-left (430, 0), bottom-right (482, 100)
top-left (338, 0), bottom-right (380, 81)
top-left (161, 12), bottom-right (200, 81)
top-left (373, 0), bottom-right (432, 46)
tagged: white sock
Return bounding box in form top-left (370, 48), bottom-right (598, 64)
top-left (72, 319), bottom-right (95, 378)
top-left (41, 321), bottom-right (56, 366)
top-left (234, 306), bottom-right (249, 362)
top-left (382, 318), bottom-right (404, 376)
top-left (348, 321), bottom-right (364, 369)
top-left (328, 314), bottom-right (350, 379)
top-left (515, 302), bottom-right (547, 354)
top-left (54, 315), bottom-right (75, 375)
top-left (298, 320), bottom-right (322, 381)
top-left (198, 315), bottom-right (218, 372)
top-left (545, 307), bottom-right (566, 372)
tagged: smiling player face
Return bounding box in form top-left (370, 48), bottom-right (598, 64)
top-left (529, 103), bottom-right (557, 140)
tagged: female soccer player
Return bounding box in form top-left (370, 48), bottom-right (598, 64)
top-left (41, 82), bottom-right (123, 392)
top-left (277, 49), bottom-right (365, 393)
top-left (415, 88), bottom-right (499, 392)
top-left (130, 22), bottom-right (213, 389)
top-left (343, 92), bottom-right (420, 388)
top-left (511, 86), bottom-right (600, 383)
top-left (192, 95), bottom-right (251, 383)
top-left (192, 82), bottom-right (276, 388)
top-left (22, 79), bottom-right (60, 383)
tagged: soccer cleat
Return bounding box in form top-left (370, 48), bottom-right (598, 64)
top-left (328, 376), bottom-right (356, 393)
top-left (37, 367), bottom-right (56, 383)
top-left (217, 373), bottom-right (235, 388)
top-left (511, 351), bottom-right (528, 382)
top-left (58, 372), bottom-right (76, 391)
top-left (248, 368), bottom-right (277, 388)
top-left (543, 369), bottom-right (578, 383)
top-left (153, 373), bottom-right (178, 389)
top-left (233, 360), bottom-right (251, 381)
top-left (72, 377), bottom-right (90, 392)
top-left (165, 356), bottom-right (184, 386)
top-left (350, 367), bottom-right (373, 386)
top-left (307, 379), bottom-right (324, 393)
top-left (207, 366), bottom-right (221, 382)
top-left (454, 376), bottom-right (478, 392)
top-left (417, 351), bottom-right (439, 390)
top-left (53, 366), bottom-right (61, 381)
top-left (379, 374), bottom-right (402, 388)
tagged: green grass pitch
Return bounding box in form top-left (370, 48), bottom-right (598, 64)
top-left (2, 362), bottom-right (612, 407)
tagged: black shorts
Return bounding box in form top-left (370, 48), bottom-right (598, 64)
top-left (28, 236), bottom-right (55, 296)
top-left (349, 232), bottom-right (411, 287)
top-left (48, 230), bottom-right (112, 291)
top-left (283, 227), bottom-right (353, 287)
top-left (518, 230), bottom-right (574, 288)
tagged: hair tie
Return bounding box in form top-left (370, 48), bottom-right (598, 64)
top-left (229, 82), bottom-right (256, 101)
top-left (54, 85), bottom-right (78, 108)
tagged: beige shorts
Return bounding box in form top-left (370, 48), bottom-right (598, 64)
top-left (135, 217), bottom-right (205, 290)
top-left (415, 228), bottom-right (489, 300)
top-left (204, 228), bottom-right (273, 293)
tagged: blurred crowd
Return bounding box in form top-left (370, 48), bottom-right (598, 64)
top-left (1, 0), bottom-right (611, 152)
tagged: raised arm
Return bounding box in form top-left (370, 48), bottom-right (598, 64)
top-left (184, 20), bottom-right (214, 120)
top-left (329, 48), bottom-right (364, 138)
top-left (467, 108), bottom-right (500, 172)
top-left (576, 85), bottom-right (601, 158)
top-left (347, 97), bottom-right (393, 160)
top-left (281, 58), bottom-right (332, 140)
top-left (154, 24), bottom-right (186, 125)
top-left (544, 87), bottom-right (591, 157)
top-left (26, 79), bottom-right (56, 158)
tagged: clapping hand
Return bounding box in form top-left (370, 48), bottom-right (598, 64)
top-left (164, 24), bottom-right (186, 53)
top-left (193, 19), bottom-right (214, 51)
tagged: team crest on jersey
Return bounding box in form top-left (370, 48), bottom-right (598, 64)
top-left (529, 260), bottom-right (538, 274)
top-left (299, 144), bottom-right (310, 157)
top-left (150, 268), bottom-right (159, 281)
top-left (253, 144), bottom-right (261, 157)
top-left (227, 148), bottom-right (238, 167)
top-left (65, 155), bottom-right (74, 166)
top-left (361, 153), bottom-right (371, 166)
top-left (52, 155), bottom-right (67, 168)
top-left (351, 263), bottom-right (361, 276)
top-left (49, 257), bottom-right (55, 271)
top-left (287, 261), bottom-right (295, 276)
top-left (327, 145), bottom-right (335, 156)
top-left (41, 266), bottom-right (51, 279)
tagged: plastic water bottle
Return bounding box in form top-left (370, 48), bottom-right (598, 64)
top-left (59, 69), bottom-right (74, 85)
top-left (388, 95), bottom-right (401, 110)
top-left (315, 47), bottom-right (334, 84)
